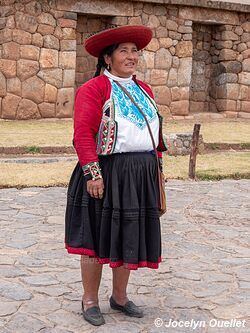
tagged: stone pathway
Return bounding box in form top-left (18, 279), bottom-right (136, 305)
top-left (0, 180), bottom-right (249, 333)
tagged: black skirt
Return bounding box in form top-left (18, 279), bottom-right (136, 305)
top-left (65, 152), bottom-right (162, 270)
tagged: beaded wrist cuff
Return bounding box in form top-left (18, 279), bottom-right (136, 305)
top-left (82, 162), bottom-right (102, 181)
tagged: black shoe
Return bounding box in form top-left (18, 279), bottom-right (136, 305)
top-left (82, 301), bottom-right (105, 326)
top-left (109, 296), bottom-right (144, 318)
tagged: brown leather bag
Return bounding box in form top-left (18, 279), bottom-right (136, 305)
top-left (114, 81), bottom-right (166, 217)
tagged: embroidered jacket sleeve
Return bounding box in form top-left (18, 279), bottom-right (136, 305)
top-left (74, 78), bottom-right (104, 180)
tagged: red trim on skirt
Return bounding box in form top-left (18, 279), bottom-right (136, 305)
top-left (65, 242), bottom-right (162, 270)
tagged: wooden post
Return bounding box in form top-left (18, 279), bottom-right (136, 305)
top-left (189, 124), bottom-right (201, 180)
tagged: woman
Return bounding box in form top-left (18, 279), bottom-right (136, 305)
top-left (65, 25), bottom-right (167, 326)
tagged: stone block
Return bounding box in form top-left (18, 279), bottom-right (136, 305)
top-left (219, 49), bottom-right (237, 61)
top-left (0, 17), bottom-right (7, 29)
top-left (59, 51), bottom-right (76, 69)
top-left (238, 43), bottom-right (247, 52)
top-left (142, 51), bottom-right (154, 69)
top-left (58, 18), bottom-right (77, 29)
top-left (242, 59), bottom-right (250, 72)
top-left (214, 40), bottom-right (233, 50)
top-left (234, 26), bottom-right (243, 36)
top-left (166, 19), bottom-right (178, 31)
top-left (60, 40), bottom-right (76, 51)
top-left (241, 101), bottom-right (250, 113)
top-left (38, 102), bottom-right (56, 118)
top-left (224, 111), bottom-right (238, 118)
top-left (239, 85), bottom-right (249, 100)
top-left (239, 72), bottom-right (250, 85)
top-left (0, 29), bottom-right (12, 44)
top-left (38, 69), bottom-right (63, 88)
top-left (192, 61), bottom-right (205, 75)
top-left (63, 69), bottom-right (76, 87)
top-left (62, 28), bottom-right (76, 40)
top-left (2, 94), bottom-right (21, 119)
top-left (25, 1), bottom-right (42, 16)
top-left (218, 61), bottom-right (242, 74)
top-left (157, 104), bottom-right (170, 118)
top-left (168, 31), bottom-right (181, 40)
top-left (241, 33), bottom-right (250, 43)
top-left (193, 50), bottom-right (209, 61)
top-left (155, 27), bottom-right (168, 38)
top-left (16, 98), bottom-right (41, 119)
top-left (17, 59), bottom-right (39, 81)
top-left (13, 29), bottom-right (32, 44)
top-left (170, 100), bottom-right (189, 115)
top-left (159, 38), bottom-right (172, 49)
top-left (37, 24), bottom-right (55, 36)
top-left (20, 45), bottom-right (40, 61)
top-left (37, 13), bottom-right (56, 27)
top-left (148, 15), bottom-right (160, 29)
top-left (149, 69), bottom-right (168, 85)
top-left (128, 17), bottom-right (142, 25)
top-left (171, 86), bottom-right (189, 101)
top-left (153, 86), bottom-right (171, 105)
top-left (54, 26), bottom-right (63, 39)
top-left (40, 49), bottom-right (59, 69)
top-left (226, 83), bottom-right (239, 100)
top-left (146, 38), bottom-right (160, 52)
top-left (178, 57), bottom-right (192, 86)
top-left (216, 73), bottom-right (238, 85)
top-left (2, 42), bottom-right (20, 60)
top-left (175, 41), bottom-right (192, 58)
top-left (32, 33), bottom-right (43, 47)
top-left (190, 91), bottom-right (206, 102)
top-left (190, 101), bottom-right (206, 113)
top-left (155, 48), bottom-right (172, 69)
top-left (221, 31), bottom-right (239, 41)
top-left (7, 78), bottom-right (21, 96)
top-left (242, 22), bottom-right (250, 33)
top-left (44, 84), bottom-right (57, 103)
top-left (6, 16), bottom-right (15, 29)
top-left (242, 49), bottom-right (250, 59)
top-left (43, 35), bottom-right (60, 50)
top-left (216, 99), bottom-right (236, 111)
top-left (0, 59), bottom-right (16, 79)
top-left (56, 88), bottom-right (74, 118)
top-left (179, 7), bottom-right (239, 25)
top-left (167, 68), bottom-right (178, 87)
top-left (0, 97), bottom-right (2, 118)
top-left (178, 25), bottom-right (192, 34)
top-left (15, 12), bottom-right (38, 33)
top-left (22, 77), bottom-right (45, 104)
top-left (0, 72), bottom-right (7, 97)
top-left (238, 112), bottom-right (250, 118)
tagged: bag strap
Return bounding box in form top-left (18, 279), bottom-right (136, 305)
top-left (114, 80), bottom-right (160, 167)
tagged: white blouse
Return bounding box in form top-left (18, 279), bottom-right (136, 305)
top-left (103, 69), bottom-right (159, 153)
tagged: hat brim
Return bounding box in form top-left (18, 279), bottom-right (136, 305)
top-left (84, 25), bottom-right (153, 57)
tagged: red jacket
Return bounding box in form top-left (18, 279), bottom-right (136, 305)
top-left (74, 74), bottom-right (167, 170)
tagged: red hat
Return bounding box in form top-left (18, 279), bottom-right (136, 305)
top-left (84, 25), bottom-right (153, 58)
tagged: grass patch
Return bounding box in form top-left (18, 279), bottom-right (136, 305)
top-left (0, 119), bottom-right (73, 147)
top-left (25, 146), bottom-right (41, 154)
top-left (163, 151), bottom-right (250, 180)
top-left (164, 120), bottom-right (250, 144)
top-left (1, 119), bottom-right (250, 148)
top-left (0, 152), bottom-right (249, 188)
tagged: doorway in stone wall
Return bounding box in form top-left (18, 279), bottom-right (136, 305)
top-left (190, 23), bottom-right (220, 113)
top-left (75, 15), bottom-right (113, 88)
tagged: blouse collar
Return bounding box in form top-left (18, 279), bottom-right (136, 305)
top-left (103, 69), bottom-right (133, 84)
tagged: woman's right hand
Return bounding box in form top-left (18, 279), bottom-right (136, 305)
top-left (86, 178), bottom-right (104, 199)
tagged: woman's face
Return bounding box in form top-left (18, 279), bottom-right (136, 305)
top-left (104, 42), bottom-right (139, 78)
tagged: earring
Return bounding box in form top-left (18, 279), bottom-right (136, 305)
top-left (107, 64), bottom-right (110, 70)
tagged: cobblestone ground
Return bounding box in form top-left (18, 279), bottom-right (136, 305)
top-left (0, 180), bottom-right (249, 333)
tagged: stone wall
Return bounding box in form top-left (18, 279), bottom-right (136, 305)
top-left (0, 0), bottom-right (250, 120)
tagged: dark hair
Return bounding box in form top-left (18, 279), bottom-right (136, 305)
top-left (93, 44), bottom-right (119, 78)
